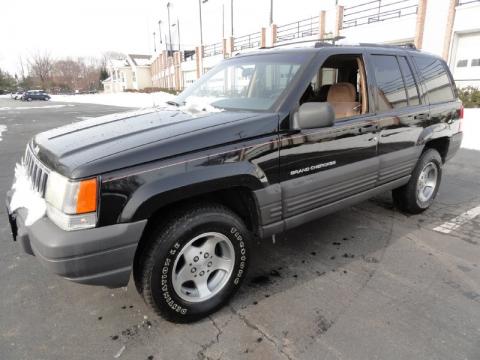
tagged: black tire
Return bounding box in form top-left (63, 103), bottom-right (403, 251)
top-left (392, 148), bottom-right (442, 214)
top-left (138, 203), bottom-right (250, 323)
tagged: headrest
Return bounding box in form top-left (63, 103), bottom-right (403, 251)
top-left (327, 82), bottom-right (356, 103)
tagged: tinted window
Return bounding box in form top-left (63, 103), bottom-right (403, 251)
top-left (371, 55), bottom-right (408, 112)
top-left (414, 56), bottom-right (455, 103)
top-left (398, 57), bottom-right (420, 106)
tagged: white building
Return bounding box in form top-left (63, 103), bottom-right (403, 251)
top-left (150, 0), bottom-right (480, 90)
top-left (103, 54), bottom-right (153, 93)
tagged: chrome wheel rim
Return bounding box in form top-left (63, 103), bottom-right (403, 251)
top-left (172, 232), bottom-right (235, 303)
top-left (416, 162), bottom-right (438, 203)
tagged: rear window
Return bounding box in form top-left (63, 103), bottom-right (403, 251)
top-left (414, 56), bottom-right (455, 104)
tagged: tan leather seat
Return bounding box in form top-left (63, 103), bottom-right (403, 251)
top-left (327, 82), bottom-right (360, 119)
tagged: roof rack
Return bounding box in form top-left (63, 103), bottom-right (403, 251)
top-left (259, 36), bottom-right (346, 50)
top-left (359, 42), bottom-right (418, 50)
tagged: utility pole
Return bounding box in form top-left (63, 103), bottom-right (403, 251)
top-left (167, 2), bottom-right (173, 55)
top-left (153, 32), bottom-right (157, 52)
top-left (158, 20), bottom-right (163, 44)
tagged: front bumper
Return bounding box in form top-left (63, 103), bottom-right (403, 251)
top-left (6, 191), bottom-right (147, 288)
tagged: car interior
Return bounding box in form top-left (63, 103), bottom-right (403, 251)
top-left (300, 54), bottom-right (369, 122)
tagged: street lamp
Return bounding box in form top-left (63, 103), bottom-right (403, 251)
top-left (269, 0), bottom-right (273, 26)
top-left (166, 2), bottom-right (173, 55)
top-left (230, 0), bottom-right (234, 37)
top-left (158, 20), bottom-right (163, 44)
top-left (198, 0), bottom-right (208, 46)
top-left (171, 18), bottom-right (181, 51)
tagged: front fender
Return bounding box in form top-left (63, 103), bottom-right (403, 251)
top-left (119, 161), bottom-right (266, 223)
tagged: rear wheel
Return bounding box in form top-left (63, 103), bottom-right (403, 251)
top-left (393, 148), bottom-right (442, 214)
top-left (27, 97), bottom-right (32, 102)
top-left (138, 203), bottom-right (250, 323)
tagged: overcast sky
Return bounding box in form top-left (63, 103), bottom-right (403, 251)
top-left (0, 0), bottom-right (336, 75)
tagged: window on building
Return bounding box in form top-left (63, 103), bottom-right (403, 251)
top-left (299, 54), bottom-right (369, 121)
top-left (414, 56), bottom-right (455, 103)
top-left (472, 59), bottom-right (480, 67)
top-left (132, 72), bottom-right (137, 82)
top-left (398, 56), bottom-right (420, 106)
top-left (371, 55), bottom-right (408, 111)
top-left (456, 59), bottom-right (468, 67)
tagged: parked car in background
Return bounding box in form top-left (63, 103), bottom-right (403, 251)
top-left (21, 90), bottom-right (51, 101)
top-left (12, 91), bottom-right (24, 100)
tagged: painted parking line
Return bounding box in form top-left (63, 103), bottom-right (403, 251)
top-left (0, 104), bottom-right (75, 111)
top-left (433, 205), bottom-right (480, 234)
top-left (0, 124), bottom-right (6, 142)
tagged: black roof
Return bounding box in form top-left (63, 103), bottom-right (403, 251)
top-left (231, 41), bottom-right (442, 61)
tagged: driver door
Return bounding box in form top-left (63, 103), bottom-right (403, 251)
top-left (278, 53), bottom-right (380, 225)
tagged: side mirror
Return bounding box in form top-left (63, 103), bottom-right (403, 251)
top-left (292, 102), bottom-right (335, 130)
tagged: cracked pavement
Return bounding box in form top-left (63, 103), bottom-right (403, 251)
top-left (0, 98), bottom-right (479, 360)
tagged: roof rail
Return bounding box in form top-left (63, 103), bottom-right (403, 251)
top-left (261, 36), bottom-right (346, 50)
top-left (359, 42), bottom-right (418, 50)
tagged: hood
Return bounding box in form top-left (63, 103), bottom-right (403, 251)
top-left (33, 107), bottom-right (278, 179)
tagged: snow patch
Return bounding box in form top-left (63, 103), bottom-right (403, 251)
top-left (462, 109), bottom-right (480, 151)
top-left (0, 124), bottom-right (6, 141)
top-left (176, 96), bottom-right (224, 117)
top-left (9, 163), bottom-right (47, 226)
top-left (51, 91), bottom-right (175, 108)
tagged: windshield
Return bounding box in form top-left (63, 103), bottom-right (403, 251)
top-left (175, 53), bottom-right (310, 111)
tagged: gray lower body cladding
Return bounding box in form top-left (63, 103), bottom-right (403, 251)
top-left (6, 192), bottom-right (147, 287)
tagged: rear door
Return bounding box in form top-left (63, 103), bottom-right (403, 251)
top-left (412, 55), bottom-right (460, 131)
top-left (278, 52), bottom-right (379, 225)
top-left (365, 52), bottom-right (426, 185)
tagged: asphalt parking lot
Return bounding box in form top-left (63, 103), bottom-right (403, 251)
top-left (0, 97), bottom-right (479, 360)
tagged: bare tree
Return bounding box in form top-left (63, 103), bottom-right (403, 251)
top-left (52, 58), bottom-right (82, 91)
top-left (28, 51), bottom-right (54, 89)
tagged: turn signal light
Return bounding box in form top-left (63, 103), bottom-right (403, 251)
top-left (76, 178), bottom-right (97, 214)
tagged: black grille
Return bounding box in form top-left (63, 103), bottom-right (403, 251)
top-left (23, 145), bottom-right (50, 196)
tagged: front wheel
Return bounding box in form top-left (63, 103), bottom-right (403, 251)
top-left (138, 203), bottom-right (250, 323)
top-left (393, 148), bottom-right (442, 214)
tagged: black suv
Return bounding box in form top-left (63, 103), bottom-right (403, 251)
top-left (6, 43), bottom-right (463, 322)
top-left (21, 90), bottom-right (51, 101)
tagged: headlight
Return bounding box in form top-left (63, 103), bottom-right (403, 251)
top-left (45, 172), bottom-right (98, 231)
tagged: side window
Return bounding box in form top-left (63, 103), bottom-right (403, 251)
top-left (370, 55), bottom-right (408, 112)
top-left (413, 56), bottom-right (455, 103)
top-left (398, 56), bottom-right (420, 106)
top-left (300, 54), bottom-right (369, 121)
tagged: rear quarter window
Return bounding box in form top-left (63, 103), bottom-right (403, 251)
top-left (414, 56), bottom-right (455, 104)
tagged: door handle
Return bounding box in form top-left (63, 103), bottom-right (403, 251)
top-left (414, 113), bottom-right (429, 121)
top-left (360, 124), bottom-right (379, 133)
